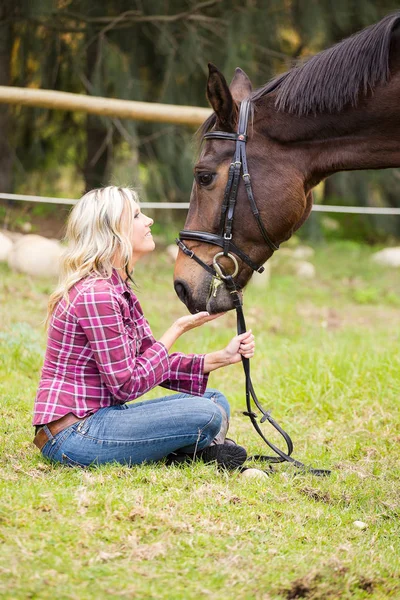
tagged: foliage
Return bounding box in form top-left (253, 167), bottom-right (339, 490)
top-left (1, 1), bottom-right (400, 239)
top-left (0, 243), bottom-right (399, 598)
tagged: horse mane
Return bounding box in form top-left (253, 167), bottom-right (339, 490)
top-left (197, 113), bottom-right (217, 140)
top-left (252, 12), bottom-right (400, 115)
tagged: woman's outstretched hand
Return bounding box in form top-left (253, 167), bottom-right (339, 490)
top-left (174, 311), bottom-right (225, 334)
top-left (159, 311), bottom-right (225, 351)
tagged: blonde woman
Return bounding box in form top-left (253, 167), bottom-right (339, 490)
top-left (33, 187), bottom-right (255, 469)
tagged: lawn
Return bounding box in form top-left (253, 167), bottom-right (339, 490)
top-left (0, 240), bottom-right (399, 599)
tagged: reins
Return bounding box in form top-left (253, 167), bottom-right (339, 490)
top-left (223, 272), bottom-right (330, 476)
top-left (177, 99), bottom-right (330, 476)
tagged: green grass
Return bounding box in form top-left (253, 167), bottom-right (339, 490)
top-left (0, 241), bottom-right (399, 599)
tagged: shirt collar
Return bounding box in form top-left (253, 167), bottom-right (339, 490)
top-left (110, 268), bottom-right (132, 297)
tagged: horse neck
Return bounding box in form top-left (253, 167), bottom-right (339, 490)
top-left (259, 66), bottom-right (400, 191)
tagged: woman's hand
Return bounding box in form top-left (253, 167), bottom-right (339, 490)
top-left (159, 311), bottom-right (225, 352)
top-left (174, 311), bottom-right (226, 334)
top-left (223, 330), bottom-right (255, 364)
top-left (203, 330), bottom-right (255, 373)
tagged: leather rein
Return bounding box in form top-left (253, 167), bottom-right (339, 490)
top-left (177, 99), bottom-right (330, 476)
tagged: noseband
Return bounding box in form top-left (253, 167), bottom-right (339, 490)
top-left (176, 99), bottom-right (330, 476)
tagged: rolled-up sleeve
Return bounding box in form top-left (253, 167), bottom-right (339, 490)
top-left (140, 318), bottom-right (209, 396)
top-left (75, 284), bottom-right (171, 401)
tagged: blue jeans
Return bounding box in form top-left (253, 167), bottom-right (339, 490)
top-left (40, 389), bottom-right (230, 467)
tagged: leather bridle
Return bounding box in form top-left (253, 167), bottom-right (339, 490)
top-left (177, 99), bottom-right (278, 281)
top-left (176, 99), bottom-right (330, 476)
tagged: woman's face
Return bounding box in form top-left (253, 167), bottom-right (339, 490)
top-left (127, 200), bottom-right (155, 263)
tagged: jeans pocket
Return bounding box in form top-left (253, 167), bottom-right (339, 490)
top-left (61, 452), bottom-right (86, 468)
top-left (75, 413), bottom-right (95, 437)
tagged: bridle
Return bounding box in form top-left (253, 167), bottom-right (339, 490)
top-left (177, 99), bottom-right (278, 281)
top-left (176, 99), bottom-right (330, 476)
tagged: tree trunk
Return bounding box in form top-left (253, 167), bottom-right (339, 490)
top-left (0, 1), bottom-right (14, 193)
top-left (83, 33), bottom-right (112, 191)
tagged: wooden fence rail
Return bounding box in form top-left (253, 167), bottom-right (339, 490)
top-left (0, 86), bottom-right (211, 126)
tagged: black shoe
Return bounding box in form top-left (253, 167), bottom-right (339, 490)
top-left (165, 452), bottom-right (193, 466)
top-left (199, 442), bottom-right (247, 470)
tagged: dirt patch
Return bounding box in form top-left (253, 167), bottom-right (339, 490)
top-left (284, 568), bottom-right (379, 599)
top-left (299, 486), bottom-right (332, 504)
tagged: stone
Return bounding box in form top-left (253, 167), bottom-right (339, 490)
top-left (21, 222), bottom-right (32, 233)
top-left (321, 216), bottom-right (340, 231)
top-left (240, 468), bottom-right (269, 480)
top-left (1, 231), bottom-right (23, 243)
top-left (0, 232), bottom-right (13, 262)
top-left (292, 245), bottom-right (315, 260)
top-left (372, 247), bottom-right (400, 267)
top-left (8, 234), bottom-right (63, 278)
top-left (294, 260), bottom-right (316, 279)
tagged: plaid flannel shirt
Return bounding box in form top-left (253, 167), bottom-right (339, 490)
top-left (33, 269), bottom-right (208, 425)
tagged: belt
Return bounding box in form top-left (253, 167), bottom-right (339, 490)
top-left (33, 413), bottom-right (83, 451)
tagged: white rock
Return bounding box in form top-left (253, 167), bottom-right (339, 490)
top-left (292, 245), bottom-right (315, 260)
top-left (21, 222), bottom-right (32, 233)
top-left (166, 244), bottom-right (179, 262)
top-left (321, 216), bottom-right (340, 231)
top-left (372, 247), bottom-right (400, 267)
top-left (294, 260), bottom-right (316, 279)
top-left (8, 234), bottom-right (63, 278)
top-left (0, 232), bottom-right (13, 262)
top-left (353, 520), bottom-right (368, 530)
top-left (249, 261), bottom-right (271, 288)
top-left (241, 468), bottom-right (269, 480)
top-left (1, 231), bottom-right (23, 243)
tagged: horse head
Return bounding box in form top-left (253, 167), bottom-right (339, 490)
top-left (174, 13), bottom-right (400, 314)
top-left (174, 64), bottom-right (312, 313)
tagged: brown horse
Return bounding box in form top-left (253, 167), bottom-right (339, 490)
top-left (174, 12), bottom-right (400, 314)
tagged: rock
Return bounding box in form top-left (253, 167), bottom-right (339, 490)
top-left (294, 260), bottom-right (316, 279)
top-left (241, 468), bottom-right (269, 480)
top-left (292, 245), bottom-right (315, 260)
top-left (372, 247), bottom-right (400, 267)
top-left (1, 231), bottom-right (23, 243)
top-left (321, 216), bottom-right (340, 231)
top-left (249, 261), bottom-right (271, 288)
top-left (21, 222), bottom-right (32, 233)
top-left (8, 234), bottom-right (63, 278)
top-left (353, 520), bottom-right (368, 530)
top-left (0, 232), bottom-right (13, 262)
top-left (166, 244), bottom-right (179, 262)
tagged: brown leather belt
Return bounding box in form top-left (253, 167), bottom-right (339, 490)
top-left (33, 413), bottom-right (83, 451)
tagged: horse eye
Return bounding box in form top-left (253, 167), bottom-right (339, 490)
top-left (196, 172), bottom-right (215, 187)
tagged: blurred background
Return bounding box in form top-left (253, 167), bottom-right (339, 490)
top-left (1, 0), bottom-right (400, 242)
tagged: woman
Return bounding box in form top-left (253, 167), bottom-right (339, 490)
top-left (33, 186), bottom-right (255, 470)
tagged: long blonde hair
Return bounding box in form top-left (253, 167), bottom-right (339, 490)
top-left (46, 186), bottom-right (138, 324)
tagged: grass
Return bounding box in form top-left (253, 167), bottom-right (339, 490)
top-left (0, 240), bottom-right (399, 599)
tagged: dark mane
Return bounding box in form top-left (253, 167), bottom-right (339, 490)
top-left (197, 113), bottom-right (217, 140)
top-left (253, 12), bottom-right (400, 116)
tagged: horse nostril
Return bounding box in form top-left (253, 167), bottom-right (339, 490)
top-left (174, 280), bottom-right (190, 305)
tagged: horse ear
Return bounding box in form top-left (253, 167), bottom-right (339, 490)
top-left (229, 67), bottom-right (252, 102)
top-left (206, 63), bottom-right (236, 129)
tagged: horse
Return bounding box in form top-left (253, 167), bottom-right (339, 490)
top-left (173, 12), bottom-right (400, 314)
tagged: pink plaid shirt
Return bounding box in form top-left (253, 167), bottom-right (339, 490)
top-left (33, 269), bottom-right (208, 425)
